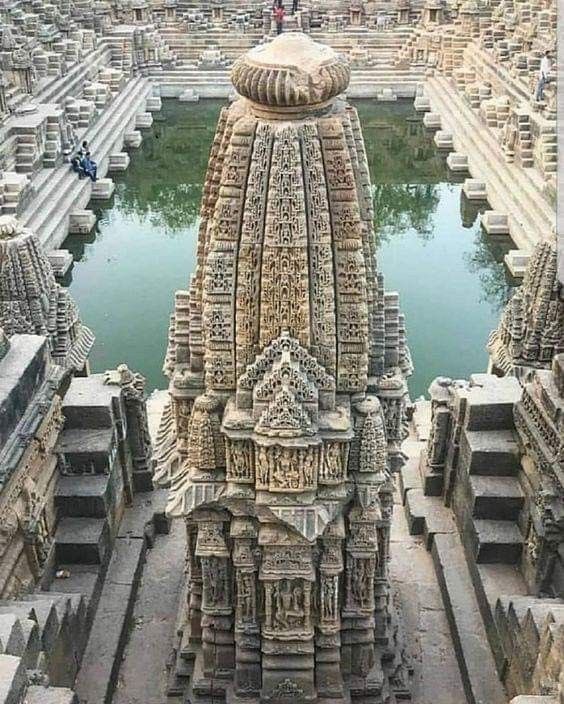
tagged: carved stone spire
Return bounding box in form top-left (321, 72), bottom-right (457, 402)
top-left (157, 33), bottom-right (411, 703)
top-left (488, 238), bottom-right (563, 378)
top-left (0, 215), bottom-right (94, 371)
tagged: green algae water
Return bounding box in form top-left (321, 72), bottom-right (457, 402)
top-left (64, 99), bottom-right (516, 399)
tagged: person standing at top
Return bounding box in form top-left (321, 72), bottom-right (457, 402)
top-left (274, 3), bottom-right (285, 34)
top-left (535, 50), bottom-right (551, 102)
top-left (292, 0), bottom-right (298, 14)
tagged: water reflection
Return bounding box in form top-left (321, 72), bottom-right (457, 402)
top-left (64, 99), bottom-right (516, 395)
top-left (115, 101), bottom-right (224, 234)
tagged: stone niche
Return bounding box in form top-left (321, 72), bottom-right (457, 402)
top-left (156, 33), bottom-right (411, 704)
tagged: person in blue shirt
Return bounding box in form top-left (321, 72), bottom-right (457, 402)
top-left (81, 151), bottom-right (97, 182)
top-left (70, 152), bottom-right (85, 178)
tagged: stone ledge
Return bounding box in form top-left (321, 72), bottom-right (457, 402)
top-left (432, 532), bottom-right (508, 704)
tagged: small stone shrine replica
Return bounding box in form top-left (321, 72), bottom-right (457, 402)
top-left (155, 33), bottom-right (412, 704)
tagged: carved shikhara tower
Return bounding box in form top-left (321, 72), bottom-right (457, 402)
top-left (155, 33), bottom-right (411, 704)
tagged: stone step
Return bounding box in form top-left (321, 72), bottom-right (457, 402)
top-left (55, 475), bottom-right (113, 519)
top-left (24, 685), bottom-right (79, 704)
top-left (461, 429), bottom-right (521, 476)
top-left (22, 593), bottom-right (87, 637)
top-left (469, 519), bottom-right (523, 564)
top-left (17, 619), bottom-right (41, 670)
top-left (425, 76), bottom-right (554, 252)
top-left (469, 475), bottom-right (524, 520)
top-left (432, 532), bottom-right (507, 704)
top-left (0, 616), bottom-right (27, 659)
top-left (0, 613), bottom-right (40, 671)
top-left (494, 596), bottom-right (564, 691)
top-left (74, 535), bottom-right (148, 704)
top-left (15, 597), bottom-right (72, 654)
top-left (22, 76), bottom-right (152, 249)
top-left (402, 484), bottom-right (457, 548)
top-left (0, 601), bottom-right (59, 656)
top-left (0, 654), bottom-right (26, 704)
top-left (55, 518), bottom-right (110, 566)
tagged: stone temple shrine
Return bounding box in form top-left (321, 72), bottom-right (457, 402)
top-left (0, 0), bottom-right (561, 703)
top-left (154, 33), bottom-right (411, 703)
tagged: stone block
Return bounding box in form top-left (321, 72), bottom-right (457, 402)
top-left (0, 616), bottom-right (25, 657)
top-left (12, 600), bottom-right (61, 655)
top-left (464, 376), bottom-right (522, 431)
top-left (470, 519), bottom-right (523, 564)
top-left (0, 653), bottom-right (26, 704)
top-left (461, 429), bottom-right (521, 476)
top-left (90, 178), bottom-right (114, 200)
top-left (404, 487), bottom-right (425, 535)
top-left (146, 96), bottom-right (162, 112)
top-left (108, 152), bottom-right (130, 172)
top-left (17, 619), bottom-right (41, 671)
top-left (509, 696), bottom-right (557, 703)
top-left (124, 131), bottom-right (142, 149)
top-left (61, 375), bottom-right (120, 429)
top-left (432, 533), bottom-right (508, 704)
top-left (433, 130), bottom-right (454, 150)
top-left (446, 152), bottom-right (469, 172)
top-left (468, 475), bottom-right (524, 520)
top-left (399, 458), bottom-right (421, 503)
top-left (56, 427), bottom-right (115, 474)
top-left (55, 475), bottom-right (113, 518)
top-left (504, 250), bottom-right (530, 278)
top-left (481, 210), bottom-right (510, 235)
top-left (24, 685), bottom-right (79, 704)
top-left (422, 111), bottom-right (441, 129)
top-left (179, 88), bottom-right (199, 102)
top-left (462, 178), bottom-right (487, 200)
top-left (47, 249), bottom-right (73, 277)
top-left (420, 452), bottom-right (444, 496)
top-left (135, 111), bottom-right (153, 129)
top-left (0, 335), bottom-right (49, 451)
top-left (68, 210), bottom-right (96, 235)
top-left (55, 517), bottom-right (110, 565)
top-left (414, 95), bottom-right (431, 112)
top-left (377, 88), bottom-right (397, 102)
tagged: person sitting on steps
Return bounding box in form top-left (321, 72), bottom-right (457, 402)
top-left (70, 139), bottom-right (97, 181)
top-left (81, 151), bottom-right (97, 182)
top-left (70, 152), bottom-right (85, 179)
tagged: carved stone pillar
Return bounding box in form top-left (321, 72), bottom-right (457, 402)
top-left (195, 515), bottom-right (234, 691)
top-left (422, 376), bottom-right (455, 496)
top-left (184, 521), bottom-right (203, 659)
top-left (232, 518), bottom-right (261, 698)
top-left (315, 520), bottom-right (345, 700)
top-left (259, 533), bottom-right (316, 703)
top-left (104, 364), bottom-right (153, 493)
top-left (342, 523), bottom-right (377, 680)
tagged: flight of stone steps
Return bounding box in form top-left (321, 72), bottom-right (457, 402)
top-left (20, 76), bottom-right (155, 251)
top-left (423, 76), bottom-right (555, 252)
top-left (494, 596), bottom-right (564, 700)
top-left (155, 26), bottom-right (426, 98)
top-left (0, 592), bottom-right (87, 703)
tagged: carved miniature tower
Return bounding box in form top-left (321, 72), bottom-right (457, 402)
top-left (156, 33), bottom-right (411, 703)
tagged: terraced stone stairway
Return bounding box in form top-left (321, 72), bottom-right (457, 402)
top-left (155, 26), bottom-right (426, 98)
top-left (423, 75), bottom-right (555, 252)
top-left (20, 76), bottom-right (154, 250)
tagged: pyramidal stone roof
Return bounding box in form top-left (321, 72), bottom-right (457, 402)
top-left (0, 215), bottom-right (94, 371)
